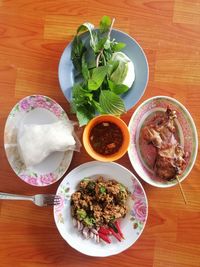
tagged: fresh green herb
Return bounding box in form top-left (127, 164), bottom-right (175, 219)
top-left (71, 16), bottom-right (129, 125)
top-left (82, 177), bottom-right (90, 181)
top-left (108, 80), bottom-right (129, 95)
top-left (100, 186), bottom-right (106, 194)
top-left (71, 36), bottom-right (85, 73)
top-left (88, 66), bottom-right (108, 91)
top-left (108, 221), bottom-right (118, 233)
top-left (86, 181), bottom-right (96, 192)
top-left (99, 15), bottom-right (111, 33)
top-left (99, 90), bottom-right (126, 116)
top-left (76, 209), bottom-right (87, 220)
top-left (84, 216), bottom-right (95, 226)
top-left (112, 42), bottom-right (126, 52)
top-left (81, 52), bottom-right (90, 81)
top-left (119, 184), bottom-right (127, 192)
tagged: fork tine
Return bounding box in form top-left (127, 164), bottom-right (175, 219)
top-left (44, 195), bottom-right (61, 206)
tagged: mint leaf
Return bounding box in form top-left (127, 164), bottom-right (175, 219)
top-left (88, 66), bottom-right (107, 90)
top-left (76, 105), bottom-right (95, 126)
top-left (112, 42), bottom-right (126, 52)
top-left (72, 83), bottom-right (93, 106)
top-left (95, 36), bottom-right (108, 52)
top-left (99, 90), bottom-right (126, 115)
top-left (99, 16), bottom-right (111, 33)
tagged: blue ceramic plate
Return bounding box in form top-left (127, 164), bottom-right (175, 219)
top-left (58, 29), bottom-right (149, 111)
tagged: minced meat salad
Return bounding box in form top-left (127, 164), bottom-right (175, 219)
top-left (71, 177), bottom-right (129, 229)
top-left (89, 122), bottom-right (123, 155)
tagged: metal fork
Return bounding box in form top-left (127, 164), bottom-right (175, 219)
top-left (0, 192), bottom-right (61, 207)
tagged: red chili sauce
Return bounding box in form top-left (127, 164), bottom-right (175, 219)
top-left (89, 122), bottom-right (123, 155)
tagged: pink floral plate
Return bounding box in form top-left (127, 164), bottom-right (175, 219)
top-left (54, 161), bottom-right (148, 257)
top-left (128, 96), bottom-right (198, 187)
top-left (4, 95), bottom-right (73, 187)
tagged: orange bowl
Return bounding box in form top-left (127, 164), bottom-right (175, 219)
top-left (83, 115), bottom-right (130, 162)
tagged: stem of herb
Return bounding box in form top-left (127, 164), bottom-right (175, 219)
top-left (107, 18), bottom-right (115, 40)
top-left (96, 18), bottom-right (115, 67)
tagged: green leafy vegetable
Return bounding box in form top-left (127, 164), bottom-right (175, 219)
top-left (71, 36), bottom-right (85, 72)
top-left (108, 80), bottom-right (129, 95)
top-left (99, 16), bottom-right (111, 33)
top-left (70, 16), bottom-right (132, 125)
top-left (76, 106), bottom-right (95, 127)
top-left (120, 183), bottom-right (127, 192)
top-left (99, 90), bottom-right (126, 115)
top-left (88, 66), bottom-right (108, 90)
top-left (84, 217), bottom-right (95, 226)
top-left (77, 22), bottom-right (94, 35)
top-left (112, 42), bottom-right (126, 52)
top-left (81, 52), bottom-right (90, 81)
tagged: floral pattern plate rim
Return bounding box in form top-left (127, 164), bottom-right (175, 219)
top-left (128, 95), bottom-right (198, 188)
top-left (54, 161), bottom-right (148, 257)
top-left (4, 95), bottom-right (73, 187)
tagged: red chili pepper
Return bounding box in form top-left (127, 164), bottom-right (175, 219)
top-left (109, 228), bottom-right (122, 242)
top-left (115, 220), bottom-right (124, 239)
top-left (98, 232), bottom-right (111, 244)
top-left (98, 226), bottom-right (111, 235)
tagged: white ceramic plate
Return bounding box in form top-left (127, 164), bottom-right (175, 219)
top-left (54, 161), bottom-right (148, 257)
top-left (4, 95), bottom-right (73, 186)
top-left (128, 96), bottom-right (198, 187)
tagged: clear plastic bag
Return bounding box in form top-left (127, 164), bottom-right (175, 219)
top-left (17, 120), bottom-right (81, 168)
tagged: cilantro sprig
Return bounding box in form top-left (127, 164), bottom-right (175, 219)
top-left (71, 16), bottom-right (128, 126)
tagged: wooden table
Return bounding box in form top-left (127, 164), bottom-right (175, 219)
top-left (0, 1), bottom-right (200, 266)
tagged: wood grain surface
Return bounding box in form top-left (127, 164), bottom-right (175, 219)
top-left (0, 0), bottom-right (200, 266)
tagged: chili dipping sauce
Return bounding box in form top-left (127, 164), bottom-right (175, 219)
top-left (89, 122), bottom-right (123, 155)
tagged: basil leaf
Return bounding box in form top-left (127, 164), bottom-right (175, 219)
top-left (77, 22), bottom-right (94, 35)
top-left (99, 90), bottom-right (126, 116)
top-left (88, 66), bottom-right (108, 90)
top-left (99, 16), bottom-right (111, 33)
top-left (90, 31), bottom-right (99, 52)
top-left (81, 52), bottom-right (90, 81)
top-left (77, 22), bottom-right (98, 52)
top-left (112, 42), bottom-right (126, 52)
top-left (71, 36), bottom-right (85, 72)
top-left (85, 49), bottom-right (96, 69)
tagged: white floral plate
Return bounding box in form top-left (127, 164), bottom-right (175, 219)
top-left (4, 95), bottom-right (73, 186)
top-left (128, 96), bottom-right (198, 187)
top-left (54, 161), bottom-right (148, 257)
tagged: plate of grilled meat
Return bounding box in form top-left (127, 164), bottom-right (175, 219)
top-left (128, 96), bottom-right (198, 187)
